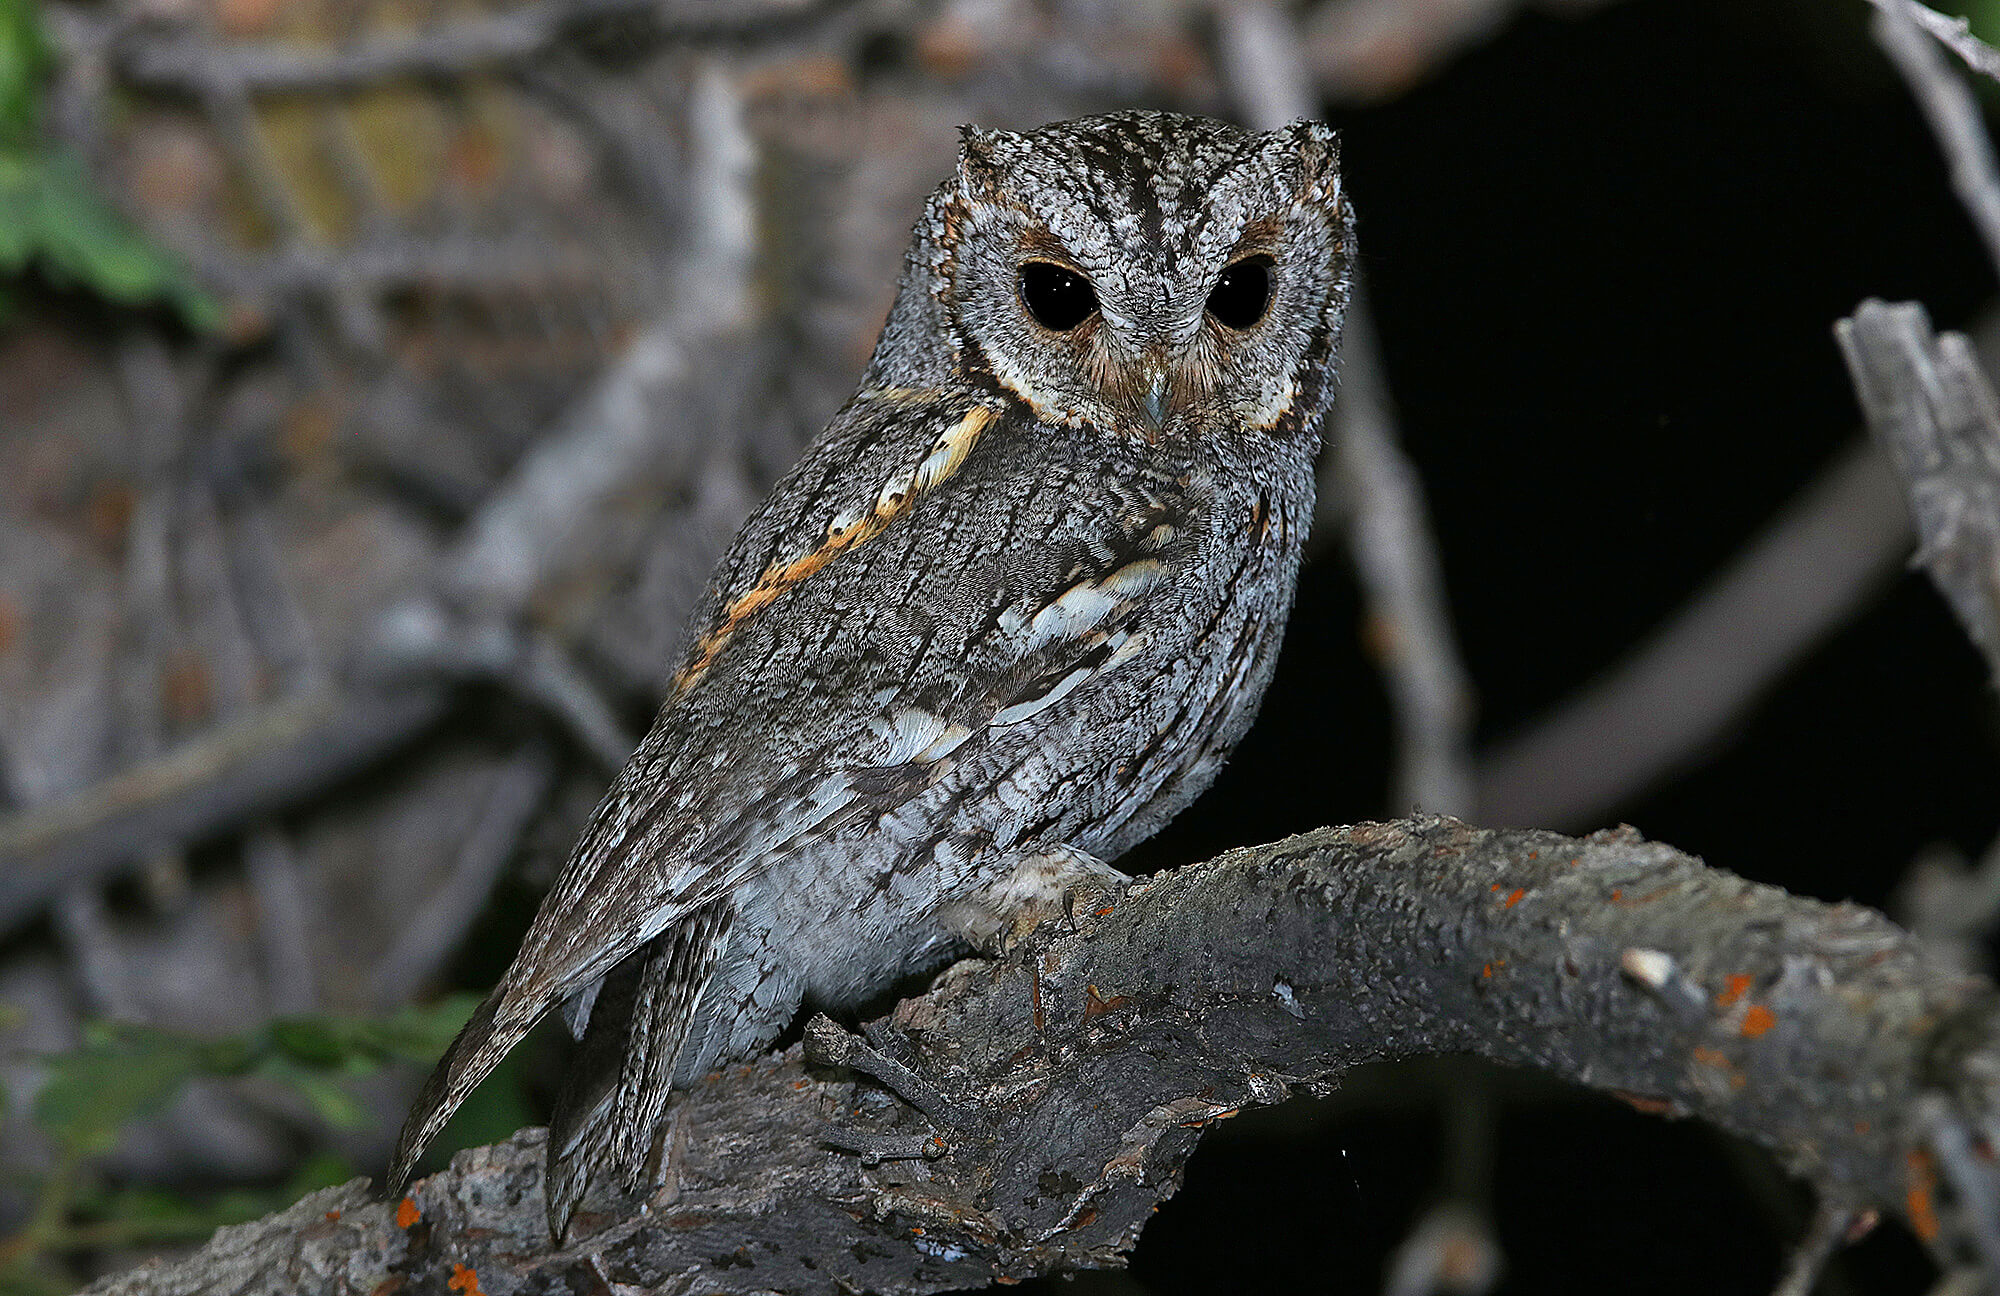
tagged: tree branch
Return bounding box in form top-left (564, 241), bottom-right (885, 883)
top-left (1838, 299), bottom-right (2000, 683)
top-left (1871, 1), bottom-right (2000, 275)
top-left (110, 0), bottom-right (847, 95)
top-left (81, 818), bottom-right (2000, 1295)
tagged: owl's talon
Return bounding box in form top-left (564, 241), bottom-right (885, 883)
top-left (818, 1124), bottom-right (950, 1165)
top-left (803, 1014), bottom-right (976, 1128)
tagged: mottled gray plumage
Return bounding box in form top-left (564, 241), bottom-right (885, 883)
top-left (388, 109), bottom-right (1353, 1236)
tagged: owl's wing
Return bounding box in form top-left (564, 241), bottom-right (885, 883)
top-left (388, 391), bottom-right (1191, 1197)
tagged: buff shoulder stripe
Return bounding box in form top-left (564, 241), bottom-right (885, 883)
top-left (669, 402), bottom-right (999, 697)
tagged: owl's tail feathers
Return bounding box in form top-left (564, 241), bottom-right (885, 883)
top-left (544, 898), bottom-right (734, 1241)
top-left (385, 981), bottom-right (516, 1198)
top-left (386, 954), bottom-right (608, 1199)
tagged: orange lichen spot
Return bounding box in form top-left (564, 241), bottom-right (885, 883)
top-left (325, 1210), bottom-right (342, 1222)
top-left (395, 1197), bottom-right (421, 1229)
top-left (1614, 1091), bottom-right (1674, 1116)
top-left (1855, 1120), bottom-right (1872, 1136)
top-left (1481, 962), bottom-right (1493, 979)
top-left (1502, 888), bottom-right (1526, 909)
top-left (1093, 905), bottom-right (1116, 917)
top-left (1907, 1150), bottom-right (1941, 1242)
top-left (1716, 974), bottom-right (1752, 1008)
top-left (1612, 885), bottom-right (1674, 907)
top-left (1690, 1046), bottom-right (1746, 1088)
top-left (1740, 1006), bottom-right (1775, 1038)
top-left (1489, 883), bottom-right (1502, 892)
top-left (447, 1264), bottom-right (486, 1296)
top-left (1527, 850), bottom-right (1539, 860)
top-left (1082, 983), bottom-right (1131, 1021)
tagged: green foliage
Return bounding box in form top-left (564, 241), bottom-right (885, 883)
top-left (0, 0), bottom-right (219, 328)
top-left (1974, 0), bottom-right (2000, 44)
top-left (0, 0), bottom-right (50, 142)
top-left (1, 996), bottom-right (483, 1287)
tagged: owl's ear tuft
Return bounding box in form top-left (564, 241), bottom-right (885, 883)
top-left (1269, 119), bottom-right (1342, 206)
top-left (956, 126), bottom-right (1018, 203)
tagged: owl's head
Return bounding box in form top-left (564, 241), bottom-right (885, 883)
top-left (869, 111), bottom-right (1351, 447)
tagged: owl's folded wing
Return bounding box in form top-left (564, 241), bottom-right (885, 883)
top-left (388, 395), bottom-right (1189, 1192)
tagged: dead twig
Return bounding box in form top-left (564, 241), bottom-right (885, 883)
top-left (1864, 0), bottom-right (2000, 86)
top-left (1871, 2), bottom-right (2000, 276)
top-left (1329, 302), bottom-right (1478, 816)
top-left (1837, 300), bottom-right (2000, 683)
top-left (0, 683), bottom-right (451, 938)
top-left (112, 0), bottom-right (847, 95)
top-left (1770, 1199), bottom-right (1864, 1296)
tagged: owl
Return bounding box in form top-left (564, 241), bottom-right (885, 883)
top-left (389, 109), bottom-right (1353, 1237)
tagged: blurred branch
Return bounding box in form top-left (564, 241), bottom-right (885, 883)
top-left (1474, 438), bottom-right (1913, 829)
top-left (0, 61), bottom-right (762, 933)
top-left (1864, 0), bottom-right (2000, 85)
top-left (1215, 3), bottom-right (1476, 816)
top-left (111, 0), bottom-right (846, 94)
top-left (0, 683), bottom-right (451, 938)
top-left (81, 818), bottom-right (2000, 1294)
top-left (1871, 1), bottom-right (2000, 275)
top-left (1770, 1201), bottom-right (1867, 1296)
top-left (1330, 303), bottom-right (1478, 816)
top-left (1477, 2), bottom-right (2000, 831)
top-left (367, 744), bottom-right (558, 1010)
top-left (1837, 300), bottom-right (2000, 683)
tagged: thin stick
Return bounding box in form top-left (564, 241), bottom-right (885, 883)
top-left (1871, 1), bottom-right (2000, 276)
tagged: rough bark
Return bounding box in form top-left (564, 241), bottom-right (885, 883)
top-left (83, 817), bottom-right (2000, 1296)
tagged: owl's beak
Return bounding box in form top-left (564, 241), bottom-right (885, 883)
top-left (1137, 374), bottom-right (1170, 434)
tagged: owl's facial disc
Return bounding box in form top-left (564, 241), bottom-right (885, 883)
top-left (1008, 250), bottom-right (1279, 438)
top-left (944, 112), bottom-right (1347, 445)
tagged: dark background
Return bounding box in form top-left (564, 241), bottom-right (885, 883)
top-left (1104, 2), bottom-right (1997, 1293)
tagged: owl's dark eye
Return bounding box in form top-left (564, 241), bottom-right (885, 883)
top-left (1207, 256), bottom-right (1273, 329)
top-left (1018, 262), bottom-right (1097, 332)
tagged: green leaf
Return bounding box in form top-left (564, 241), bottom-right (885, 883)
top-left (336, 993), bottom-right (483, 1062)
top-left (31, 1030), bottom-right (214, 1155)
top-left (269, 1018), bottom-right (348, 1068)
top-left (0, 148), bottom-right (222, 330)
top-left (0, 0), bottom-right (51, 142)
top-left (268, 1066), bottom-right (368, 1130)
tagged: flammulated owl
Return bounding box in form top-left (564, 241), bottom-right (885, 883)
top-left (389, 110), bottom-right (1354, 1236)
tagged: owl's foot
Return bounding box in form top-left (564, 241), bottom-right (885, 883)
top-left (939, 844), bottom-right (1129, 954)
top-left (804, 1014), bottom-right (976, 1128)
